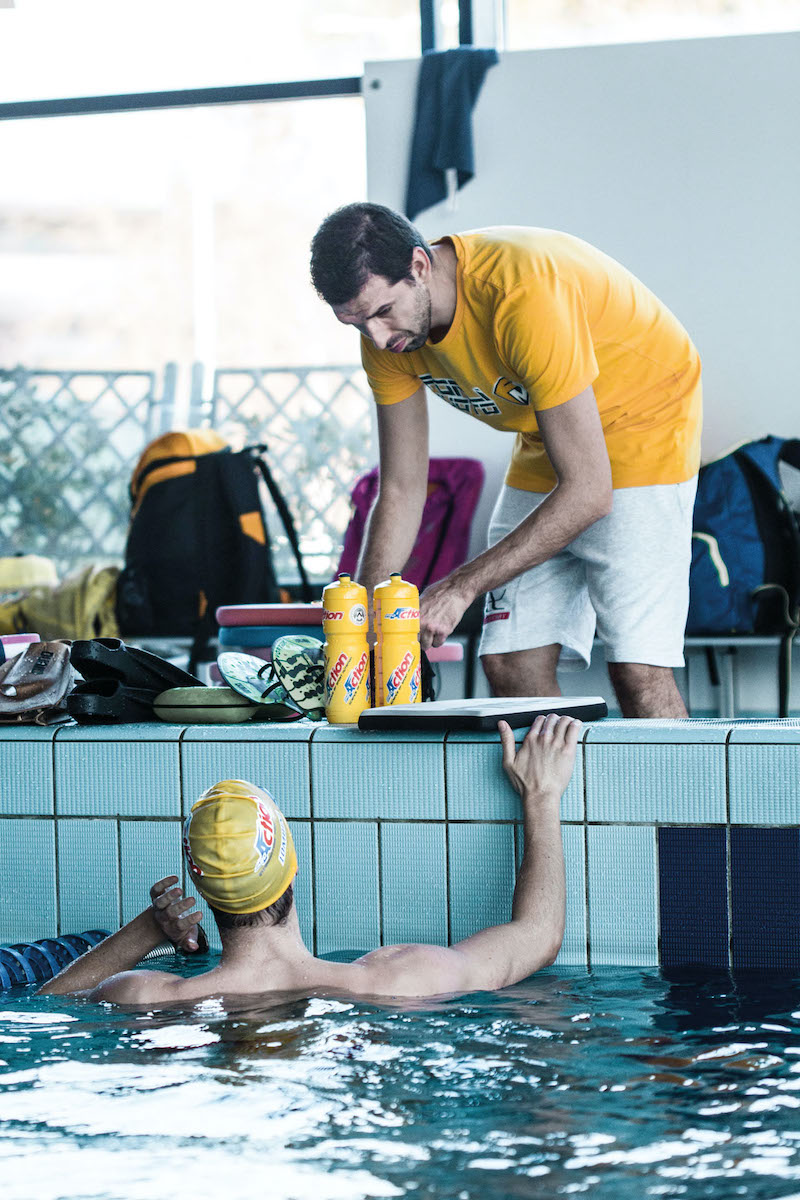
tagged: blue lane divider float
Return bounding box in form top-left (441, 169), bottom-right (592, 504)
top-left (0, 930), bottom-right (110, 989)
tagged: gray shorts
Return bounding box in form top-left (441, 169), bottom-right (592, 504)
top-left (479, 479), bottom-right (698, 669)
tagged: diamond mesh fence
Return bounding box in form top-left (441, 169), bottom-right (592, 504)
top-left (0, 366), bottom-right (174, 574)
top-left (1, 363), bottom-right (372, 585)
top-left (191, 364), bottom-right (373, 583)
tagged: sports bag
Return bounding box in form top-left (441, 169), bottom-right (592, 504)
top-left (687, 436), bottom-right (800, 635)
top-left (116, 430), bottom-right (311, 647)
top-left (337, 457), bottom-right (485, 590)
top-left (0, 564), bottom-right (120, 641)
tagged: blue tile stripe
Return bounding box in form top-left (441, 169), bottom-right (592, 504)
top-left (658, 827), bottom-right (729, 968)
top-left (730, 828), bottom-right (800, 970)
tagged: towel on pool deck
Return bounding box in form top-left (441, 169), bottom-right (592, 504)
top-left (404, 47), bottom-right (499, 221)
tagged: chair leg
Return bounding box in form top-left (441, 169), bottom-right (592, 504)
top-left (778, 630), bottom-right (796, 718)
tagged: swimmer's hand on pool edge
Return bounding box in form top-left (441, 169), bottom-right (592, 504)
top-left (497, 714), bottom-right (581, 804)
top-left (150, 876), bottom-right (203, 953)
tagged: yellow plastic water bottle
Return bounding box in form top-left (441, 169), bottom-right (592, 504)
top-left (321, 573), bottom-right (371, 724)
top-left (373, 573), bottom-right (421, 706)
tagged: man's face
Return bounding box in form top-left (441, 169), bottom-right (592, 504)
top-left (333, 272), bottom-right (432, 354)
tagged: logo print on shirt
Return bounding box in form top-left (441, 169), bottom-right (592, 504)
top-left (420, 373), bottom-right (528, 417)
top-left (493, 377), bottom-right (530, 406)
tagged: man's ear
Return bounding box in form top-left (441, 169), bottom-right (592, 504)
top-left (409, 246), bottom-right (432, 282)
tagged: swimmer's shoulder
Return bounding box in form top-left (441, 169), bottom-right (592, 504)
top-left (337, 943), bottom-right (472, 998)
top-left (88, 967), bottom-right (217, 1006)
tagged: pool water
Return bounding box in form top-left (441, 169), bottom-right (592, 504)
top-left (2, 961), bottom-right (800, 1200)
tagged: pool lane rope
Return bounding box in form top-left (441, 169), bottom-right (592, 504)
top-left (0, 931), bottom-right (110, 988)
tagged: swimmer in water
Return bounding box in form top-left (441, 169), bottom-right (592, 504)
top-left (40, 715), bottom-right (579, 1004)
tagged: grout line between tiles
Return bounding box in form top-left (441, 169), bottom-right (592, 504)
top-left (443, 733), bottom-right (452, 947)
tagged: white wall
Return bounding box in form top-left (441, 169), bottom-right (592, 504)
top-left (363, 32), bottom-right (800, 555)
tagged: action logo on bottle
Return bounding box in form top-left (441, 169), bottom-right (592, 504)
top-left (323, 609), bottom-right (344, 622)
top-left (343, 650), bottom-right (369, 704)
top-left (254, 800), bottom-right (275, 873)
top-left (386, 649), bottom-right (414, 702)
top-left (409, 663), bottom-right (421, 703)
top-left (384, 607), bottom-right (420, 620)
top-left (326, 651), bottom-right (351, 698)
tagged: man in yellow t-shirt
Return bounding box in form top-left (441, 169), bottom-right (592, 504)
top-left (310, 203), bottom-right (702, 718)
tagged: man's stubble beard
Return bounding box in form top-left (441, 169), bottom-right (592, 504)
top-left (403, 283), bottom-right (432, 352)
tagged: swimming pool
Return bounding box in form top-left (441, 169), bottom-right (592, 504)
top-left (3, 961), bottom-right (800, 1200)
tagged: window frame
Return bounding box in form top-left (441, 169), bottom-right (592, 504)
top-left (0, 1), bottom-right (493, 121)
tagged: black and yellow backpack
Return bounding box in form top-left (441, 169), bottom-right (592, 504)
top-left (116, 430), bottom-right (311, 650)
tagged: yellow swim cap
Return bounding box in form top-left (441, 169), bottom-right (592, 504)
top-left (183, 779), bottom-right (297, 914)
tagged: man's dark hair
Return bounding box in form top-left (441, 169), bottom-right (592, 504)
top-left (310, 202), bottom-right (432, 307)
top-left (210, 884), bottom-right (294, 930)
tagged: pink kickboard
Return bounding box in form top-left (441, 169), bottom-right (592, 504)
top-left (1, 633), bottom-right (39, 650)
top-left (427, 642), bottom-right (463, 663)
top-left (216, 603), bottom-right (323, 627)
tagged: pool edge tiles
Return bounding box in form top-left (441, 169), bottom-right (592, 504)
top-left (587, 824), bottom-right (659, 966)
top-left (730, 827), bottom-right (800, 970)
top-left (0, 723), bottom-right (57, 815)
top-left (728, 723), bottom-right (800, 824)
top-left (657, 826), bottom-right (729, 968)
top-left (445, 724), bottom-right (586, 821)
top-left (584, 720), bottom-right (728, 824)
top-left (3, 716), bottom-right (800, 967)
top-left (180, 724), bottom-right (313, 819)
top-left (0, 817), bottom-right (57, 944)
top-left (54, 722), bottom-right (183, 817)
top-left (57, 818), bottom-right (120, 935)
top-left (311, 726), bottom-right (446, 820)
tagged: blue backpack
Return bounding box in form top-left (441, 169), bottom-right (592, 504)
top-left (687, 436), bottom-right (800, 635)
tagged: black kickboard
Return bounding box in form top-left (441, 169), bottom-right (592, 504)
top-left (358, 696), bottom-right (608, 732)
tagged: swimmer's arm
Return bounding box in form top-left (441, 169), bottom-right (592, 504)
top-left (39, 877), bottom-right (202, 999)
top-left (350, 718), bottom-right (574, 996)
top-left (38, 908), bottom-right (167, 997)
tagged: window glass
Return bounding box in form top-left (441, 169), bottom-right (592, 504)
top-left (504, 0), bottom-right (800, 48)
top-left (1, 0), bottom-right (421, 101)
top-left (0, 100), bottom-right (365, 370)
top-left (0, 98), bottom-right (372, 579)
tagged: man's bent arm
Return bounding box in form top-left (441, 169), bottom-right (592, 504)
top-left (357, 387), bottom-right (430, 595)
top-left (38, 909), bottom-right (166, 997)
top-left (420, 386), bottom-right (613, 647)
top-left (39, 876), bottom-right (202, 999)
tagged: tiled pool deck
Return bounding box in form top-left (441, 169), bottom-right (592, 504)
top-left (2, 718), bottom-right (799, 969)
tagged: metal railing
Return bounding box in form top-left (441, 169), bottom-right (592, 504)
top-left (1, 362), bottom-right (372, 581)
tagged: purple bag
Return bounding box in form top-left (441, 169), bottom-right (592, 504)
top-left (337, 457), bottom-right (485, 590)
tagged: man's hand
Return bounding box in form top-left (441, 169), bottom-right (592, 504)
top-left (420, 574), bottom-right (473, 649)
top-left (498, 714), bottom-right (581, 800)
top-left (150, 876), bottom-right (203, 952)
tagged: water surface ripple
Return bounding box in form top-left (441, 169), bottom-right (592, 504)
top-left (2, 966), bottom-right (800, 1199)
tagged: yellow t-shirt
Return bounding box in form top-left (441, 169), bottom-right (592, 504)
top-left (361, 227), bottom-right (702, 490)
